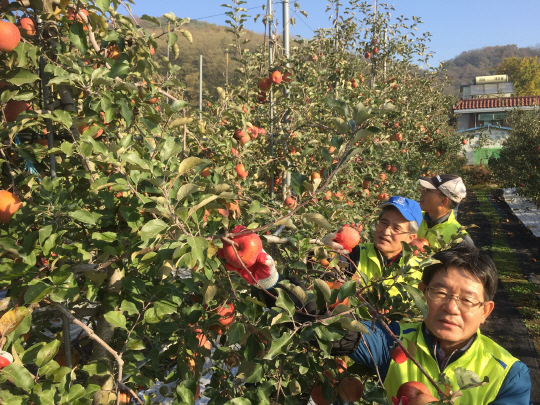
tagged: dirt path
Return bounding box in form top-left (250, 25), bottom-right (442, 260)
top-left (459, 189), bottom-right (540, 404)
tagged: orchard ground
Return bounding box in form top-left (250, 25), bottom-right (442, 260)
top-left (459, 186), bottom-right (540, 404)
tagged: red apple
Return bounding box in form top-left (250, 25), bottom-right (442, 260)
top-left (221, 225), bottom-right (263, 268)
top-left (462, 139), bottom-right (468, 145)
top-left (373, 46), bottom-right (379, 54)
top-left (391, 346), bottom-right (408, 364)
top-left (271, 71), bottom-right (282, 84)
top-left (371, 38), bottom-right (378, 45)
top-left (284, 197), bottom-right (296, 209)
top-left (258, 77), bottom-right (272, 91)
top-left (351, 79), bottom-right (358, 88)
top-left (0, 351), bottom-right (13, 368)
top-left (409, 238), bottom-right (429, 253)
top-left (335, 224), bottom-right (361, 250)
top-left (234, 128), bottom-right (245, 139)
top-left (364, 52), bottom-right (371, 59)
top-left (408, 394), bottom-right (438, 405)
top-left (393, 132), bottom-right (403, 142)
top-left (396, 381), bottom-right (432, 401)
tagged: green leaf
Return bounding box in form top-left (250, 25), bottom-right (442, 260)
top-left (337, 280), bottom-right (357, 301)
top-left (68, 209), bottom-right (97, 225)
top-left (454, 367), bottom-right (489, 390)
top-left (273, 217), bottom-right (296, 229)
top-left (170, 117), bottom-right (193, 128)
top-left (237, 361), bottom-right (264, 383)
top-left (94, 0), bottom-right (110, 12)
top-left (52, 110), bottom-right (73, 129)
top-left (177, 183), bottom-right (199, 201)
top-left (120, 152), bottom-right (151, 171)
top-left (352, 128), bottom-right (374, 144)
top-left (3, 68), bottom-right (40, 86)
top-left (68, 22), bottom-right (88, 54)
top-left (179, 157), bottom-right (205, 175)
top-left (187, 195), bottom-right (219, 218)
top-left (35, 339), bottom-right (61, 367)
top-left (24, 281), bottom-right (53, 304)
top-left (227, 322), bottom-right (245, 345)
top-left (201, 280), bottom-right (217, 305)
top-left (313, 279), bottom-right (331, 302)
top-left (63, 384), bottom-right (87, 402)
top-left (0, 364), bottom-right (34, 392)
top-left (140, 219), bottom-right (168, 241)
top-left (264, 332), bottom-right (293, 360)
top-left (404, 285), bottom-right (428, 317)
top-left (160, 136), bottom-right (183, 161)
top-left (140, 14), bottom-right (162, 26)
top-left (275, 288), bottom-right (296, 317)
top-left (339, 318), bottom-right (370, 334)
top-left (104, 311), bottom-right (127, 329)
top-left (325, 98), bottom-right (349, 117)
top-left (303, 213), bottom-right (331, 230)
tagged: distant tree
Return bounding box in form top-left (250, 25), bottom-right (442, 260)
top-left (495, 56), bottom-right (540, 95)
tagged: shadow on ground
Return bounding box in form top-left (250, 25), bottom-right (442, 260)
top-left (459, 189), bottom-right (540, 404)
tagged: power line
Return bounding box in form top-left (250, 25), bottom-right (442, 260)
top-left (192, 6), bottom-right (264, 22)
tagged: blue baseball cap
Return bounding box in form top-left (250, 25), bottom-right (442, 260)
top-left (379, 196), bottom-right (423, 228)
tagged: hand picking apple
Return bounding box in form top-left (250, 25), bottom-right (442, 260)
top-left (223, 250), bottom-right (279, 290)
top-left (321, 224), bottom-right (361, 252)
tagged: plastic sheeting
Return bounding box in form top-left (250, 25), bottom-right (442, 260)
top-left (502, 188), bottom-right (540, 238)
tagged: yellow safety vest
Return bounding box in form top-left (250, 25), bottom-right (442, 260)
top-left (417, 211), bottom-right (468, 248)
top-left (353, 244), bottom-right (422, 293)
top-left (384, 322), bottom-right (517, 404)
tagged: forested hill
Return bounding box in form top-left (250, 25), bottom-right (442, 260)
top-left (442, 44), bottom-right (540, 96)
top-left (138, 17), bottom-right (540, 100)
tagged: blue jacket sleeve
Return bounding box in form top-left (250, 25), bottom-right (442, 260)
top-left (489, 361), bottom-right (532, 405)
top-left (348, 321), bottom-right (401, 380)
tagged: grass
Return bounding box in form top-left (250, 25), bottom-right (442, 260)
top-left (473, 187), bottom-right (540, 354)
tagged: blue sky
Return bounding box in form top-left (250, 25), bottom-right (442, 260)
top-left (124, 0), bottom-right (540, 65)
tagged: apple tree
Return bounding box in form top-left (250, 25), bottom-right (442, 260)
top-left (0, 0), bottom-right (476, 404)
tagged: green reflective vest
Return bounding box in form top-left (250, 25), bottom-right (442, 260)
top-left (352, 244), bottom-right (421, 293)
top-left (384, 322), bottom-right (517, 404)
top-left (417, 210), bottom-right (467, 248)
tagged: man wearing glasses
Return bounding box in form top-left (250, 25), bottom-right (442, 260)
top-left (322, 196), bottom-right (423, 283)
top-left (334, 246), bottom-right (532, 404)
top-left (418, 174), bottom-right (474, 248)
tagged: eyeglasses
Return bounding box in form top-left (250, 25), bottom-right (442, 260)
top-left (375, 219), bottom-right (409, 235)
top-left (425, 286), bottom-right (484, 312)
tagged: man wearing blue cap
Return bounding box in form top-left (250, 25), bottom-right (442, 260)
top-left (322, 196), bottom-right (423, 284)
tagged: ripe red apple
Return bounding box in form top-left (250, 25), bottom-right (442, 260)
top-left (396, 381), bottom-right (432, 401)
top-left (239, 135), bottom-right (251, 145)
top-left (409, 238), bottom-right (429, 253)
top-left (373, 46), bottom-right (379, 54)
top-left (19, 17), bottom-right (36, 36)
top-left (371, 38), bottom-right (378, 45)
top-left (216, 303), bottom-right (235, 326)
top-left (393, 132), bottom-right (403, 142)
top-left (462, 139), bottom-right (468, 145)
top-left (311, 172), bottom-right (321, 181)
top-left (258, 77), bottom-right (272, 91)
top-left (377, 193), bottom-right (389, 201)
top-left (0, 20), bottom-right (20, 52)
top-left (407, 393), bottom-right (438, 405)
top-left (337, 377), bottom-right (364, 402)
top-left (336, 224), bottom-right (361, 250)
top-left (391, 346), bottom-right (408, 364)
top-left (351, 79), bottom-right (358, 88)
top-left (0, 351), bottom-right (13, 368)
top-left (271, 71), bottom-right (282, 84)
top-left (235, 164), bottom-right (248, 179)
top-left (234, 128), bottom-right (245, 139)
top-left (4, 99), bottom-right (30, 122)
top-left (362, 180), bottom-right (371, 189)
top-left (284, 196), bottom-right (296, 209)
top-left (282, 71), bottom-right (292, 82)
top-left (311, 382), bottom-right (335, 405)
top-left (364, 51), bottom-right (371, 59)
top-left (221, 226), bottom-right (263, 268)
top-left (390, 166), bottom-right (398, 173)
top-left (379, 173), bottom-right (386, 181)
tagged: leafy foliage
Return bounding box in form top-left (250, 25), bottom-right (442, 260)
top-left (0, 0), bottom-right (470, 403)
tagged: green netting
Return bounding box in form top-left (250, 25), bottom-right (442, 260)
top-left (473, 148), bottom-right (501, 165)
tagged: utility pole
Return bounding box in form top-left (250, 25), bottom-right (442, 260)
top-left (282, 0), bottom-right (291, 198)
top-left (199, 55), bottom-right (203, 120)
top-left (268, 0), bottom-right (275, 199)
top-left (225, 49), bottom-right (229, 85)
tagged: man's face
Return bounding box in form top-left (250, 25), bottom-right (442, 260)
top-left (374, 208), bottom-right (416, 258)
top-left (419, 186), bottom-right (447, 213)
top-left (419, 267), bottom-right (495, 353)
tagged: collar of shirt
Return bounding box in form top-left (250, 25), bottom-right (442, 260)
top-left (422, 323), bottom-right (476, 371)
top-left (423, 211), bottom-right (451, 228)
top-left (376, 248), bottom-right (402, 268)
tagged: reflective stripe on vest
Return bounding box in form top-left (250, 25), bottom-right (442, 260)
top-left (384, 322), bottom-right (517, 404)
